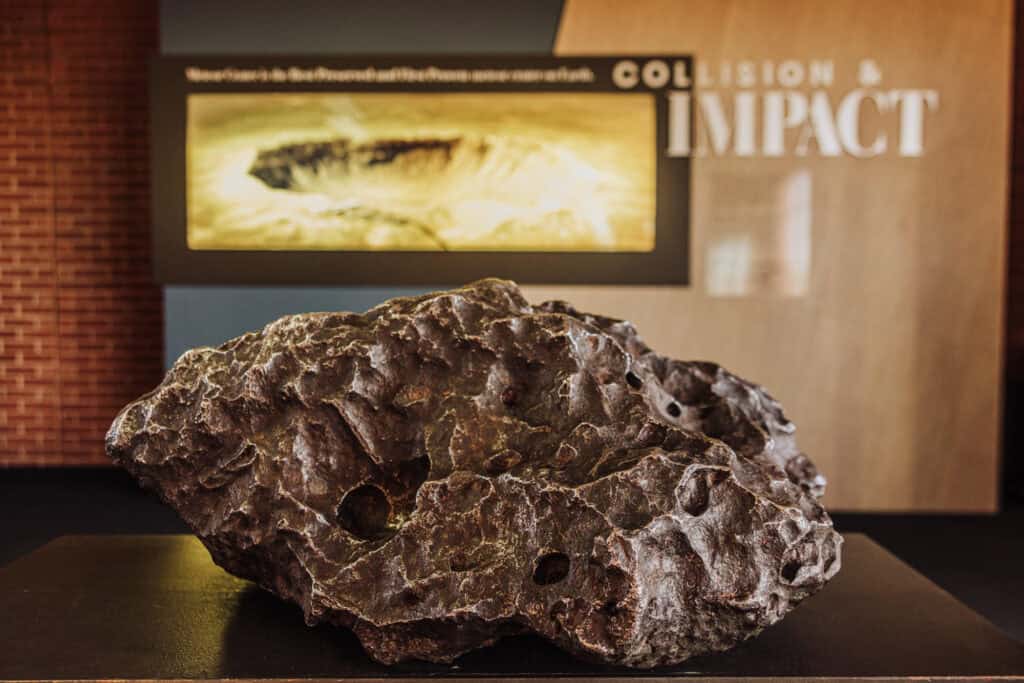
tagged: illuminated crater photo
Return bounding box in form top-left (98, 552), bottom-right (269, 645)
top-left (186, 93), bottom-right (656, 252)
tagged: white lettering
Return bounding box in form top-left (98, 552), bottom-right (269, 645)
top-left (778, 60), bottom-right (805, 87)
top-left (698, 92), bottom-right (732, 156)
top-left (736, 60), bottom-right (757, 88)
top-left (673, 60), bottom-right (691, 88)
top-left (667, 91), bottom-right (691, 157)
top-left (894, 89), bottom-right (939, 157)
top-left (655, 59), bottom-right (938, 158)
top-left (837, 89), bottom-right (888, 157)
top-left (697, 61), bottom-right (714, 87)
top-left (808, 60), bottom-right (834, 87)
top-left (763, 91), bottom-right (808, 157)
top-left (734, 92), bottom-right (757, 156)
top-left (612, 60), bottom-right (638, 89)
top-left (642, 60), bottom-right (671, 89)
top-left (796, 91), bottom-right (842, 157)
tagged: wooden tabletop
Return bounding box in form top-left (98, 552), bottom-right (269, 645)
top-left (0, 533), bottom-right (1021, 681)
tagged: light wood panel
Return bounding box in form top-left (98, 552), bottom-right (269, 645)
top-left (529, 0), bottom-right (1013, 511)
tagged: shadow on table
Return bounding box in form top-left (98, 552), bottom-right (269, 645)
top-left (218, 585), bottom-right (643, 679)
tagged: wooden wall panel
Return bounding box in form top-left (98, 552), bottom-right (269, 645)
top-left (529, 0), bottom-right (1013, 511)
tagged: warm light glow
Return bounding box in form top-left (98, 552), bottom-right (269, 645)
top-left (704, 169), bottom-right (811, 297)
top-left (186, 93), bottom-right (656, 252)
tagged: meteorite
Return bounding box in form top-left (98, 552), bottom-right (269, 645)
top-left (106, 278), bottom-right (841, 668)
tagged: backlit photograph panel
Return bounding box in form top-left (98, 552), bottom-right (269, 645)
top-left (187, 93), bottom-right (656, 252)
top-left (150, 55), bottom-right (692, 284)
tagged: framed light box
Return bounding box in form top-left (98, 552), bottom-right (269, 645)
top-left (150, 55), bottom-right (692, 285)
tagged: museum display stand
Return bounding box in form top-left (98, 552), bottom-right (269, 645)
top-left (0, 533), bottom-right (1021, 681)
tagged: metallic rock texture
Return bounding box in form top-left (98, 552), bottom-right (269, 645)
top-left (106, 279), bottom-right (841, 668)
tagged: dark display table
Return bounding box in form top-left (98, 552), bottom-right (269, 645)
top-left (0, 533), bottom-right (1021, 681)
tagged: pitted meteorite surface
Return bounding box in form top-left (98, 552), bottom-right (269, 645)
top-left (106, 279), bottom-right (841, 668)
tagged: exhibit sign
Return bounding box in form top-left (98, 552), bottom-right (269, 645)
top-left (150, 55), bottom-right (692, 285)
top-left (536, 0), bottom-right (1012, 512)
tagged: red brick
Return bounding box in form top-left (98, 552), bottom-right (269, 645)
top-left (0, 0), bottom-right (162, 466)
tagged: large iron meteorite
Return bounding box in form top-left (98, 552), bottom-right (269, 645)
top-left (106, 278), bottom-right (841, 667)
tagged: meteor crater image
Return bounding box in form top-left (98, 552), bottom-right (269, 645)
top-left (186, 93), bottom-right (656, 252)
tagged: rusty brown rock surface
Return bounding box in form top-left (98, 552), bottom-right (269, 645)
top-left (106, 278), bottom-right (841, 668)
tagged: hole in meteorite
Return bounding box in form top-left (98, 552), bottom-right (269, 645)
top-left (680, 469), bottom-right (727, 517)
top-left (666, 401), bottom-right (682, 418)
top-left (781, 560), bottom-right (801, 583)
top-left (400, 589), bottom-right (422, 606)
top-left (397, 453), bottom-right (431, 492)
top-left (337, 484), bottom-right (392, 540)
top-left (533, 551), bottom-right (571, 585)
top-left (500, 386), bottom-right (519, 406)
top-left (625, 371), bottom-right (643, 389)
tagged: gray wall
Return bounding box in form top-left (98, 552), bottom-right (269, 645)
top-left (160, 0), bottom-right (564, 367)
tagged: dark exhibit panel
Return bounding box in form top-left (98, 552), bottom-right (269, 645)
top-left (150, 55), bottom-right (692, 286)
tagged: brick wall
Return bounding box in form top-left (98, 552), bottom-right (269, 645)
top-left (0, 0), bottom-right (162, 465)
